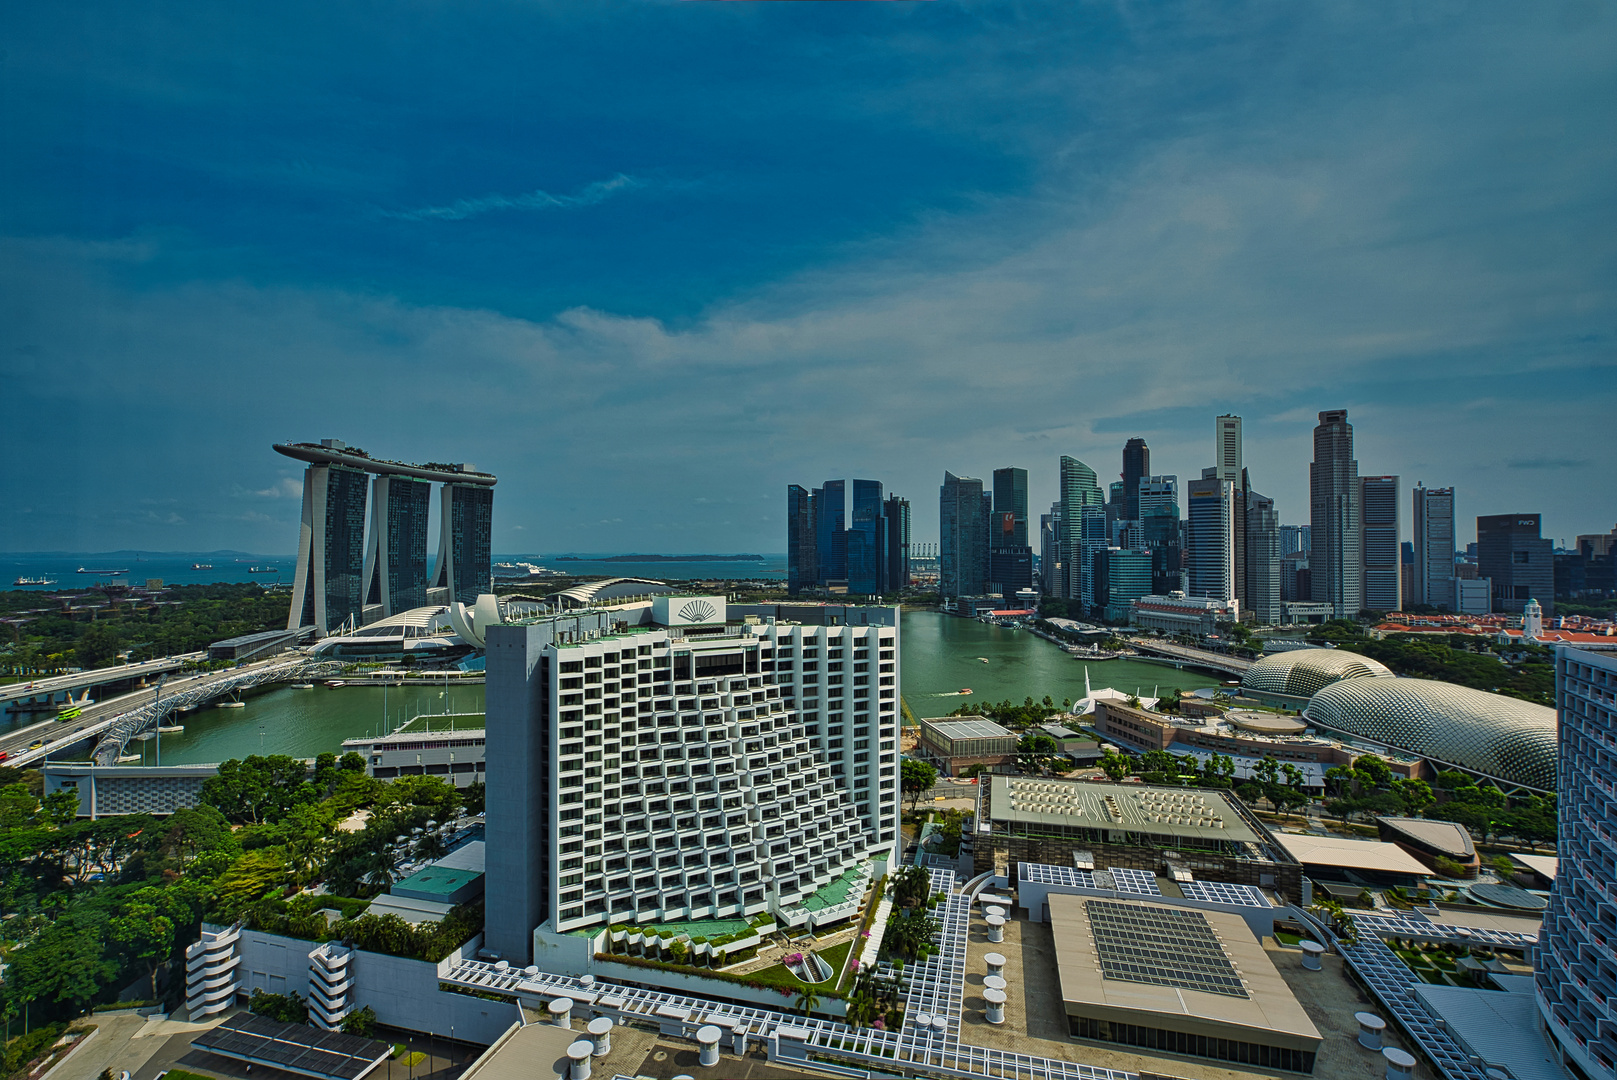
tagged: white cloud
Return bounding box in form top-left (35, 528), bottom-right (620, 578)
top-left (384, 174), bottom-right (644, 222)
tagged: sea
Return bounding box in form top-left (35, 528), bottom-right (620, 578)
top-left (2, 551), bottom-right (787, 592)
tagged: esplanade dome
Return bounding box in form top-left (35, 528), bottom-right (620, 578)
top-left (1304, 678), bottom-right (1557, 792)
top-left (1241, 648), bottom-right (1394, 699)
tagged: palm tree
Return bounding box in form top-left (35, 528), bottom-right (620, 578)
top-left (795, 985), bottom-right (822, 1017)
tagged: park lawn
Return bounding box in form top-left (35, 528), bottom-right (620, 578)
top-left (1274, 930), bottom-right (1303, 945)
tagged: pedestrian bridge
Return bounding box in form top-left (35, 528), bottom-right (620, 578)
top-left (1, 653), bottom-right (204, 711)
top-left (1128, 639), bottom-right (1253, 678)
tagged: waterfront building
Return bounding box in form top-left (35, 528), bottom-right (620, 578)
top-left (1360, 474), bottom-right (1401, 613)
top-left (1538, 648), bottom-right (1617, 1078)
top-left (989, 545), bottom-right (1034, 597)
top-left (1128, 592), bottom-right (1239, 637)
top-left (1478, 513), bottom-right (1555, 615)
top-left (1121, 438), bottom-right (1150, 521)
top-left (482, 597), bottom-right (896, 962)
top-left (340, 715), bottom-right (487, 788)
top-left (1079, 505), bottom-right (1109, 615)
top-left (1309, 410), bottom-right (1362, 619)
top-left (362, 475), bottom-right (432, 618)
top-left (1100, 549), bottom-right (1152, 622)
top-left (277, 441), bottom-right (498, 633)
top-left (1185, 477), bottom-right (1235, 602)
top-left (786, 485), bottom-right (817, 595)
top-left (1059, 456), bottom-right (1104, 600)
top-left (916, 716), bottom-right (1017, 774)
top-left (815, 479), bottom-right (847, 585)
top-left (432, 481), bottom-right (494, 607)
top-left (847, 478), bottom-right (888, 595)
top-left (1244, 488), bottom-right (1282, 625)
top-left (940, 471), bottom-right (990, 597)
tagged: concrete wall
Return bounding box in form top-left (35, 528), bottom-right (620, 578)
top-left (229, 928), bottom-right (520, 1045)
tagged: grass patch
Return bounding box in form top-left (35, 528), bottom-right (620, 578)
top-left (159, 1071), bottom-right (215, 1080)
top-left (1275, 931), bottom-right (1303, 945)
top-left (816, 940), bottom-right (855, 988)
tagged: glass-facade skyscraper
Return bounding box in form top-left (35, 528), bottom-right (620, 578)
top-left (847, 479), bottom-right (888, 595)
top-left (991, 467), bottom-right (1029, 548)
top-left (1359, 475), bottom-right (1401, 612)
top-left (1479, 513), bottom-right (1555, 616)
top-left (1412, 484), bottom-right (1455, 609)
top-left (814, 480), bottom-right (847, 585)
top-left (1186, 476), bottom-right (1235, 604)
top-left (883, 495), bottom-right (911, 592)
top-left (787, 480), bottom-right (908, 596)
top-left (1058, 456), bottom-right (1103, 601)
top-left (437, 483), bottom-right (494, 607)
top-left (786, 485), bottom-right (817, 596)
top-left (363, 475), bottom-right (432, 615)
top-left (940, 471), bottom-right (989, 597)
top-left (1310, 409), bottom-right (1362, 619)
top-left (1122, 438), bottom-right (1150, 521)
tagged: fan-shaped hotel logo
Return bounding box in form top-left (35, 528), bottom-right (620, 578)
top-left (678, 599), bottom-right (717, 623)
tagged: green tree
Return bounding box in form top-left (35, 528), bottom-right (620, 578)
top-left (341, 1005), bottom-right (378, 1037)
top-left (900, 759), bottom-right (938, 811)
top-left (109, 900), bottom-right (175, 998)
top-left (795, 985), bottom-right (822, 1017)
top-left (1353, 755), bottom-right (1392, 788)
top-left (1099, 752), bottom-right (1132, 782)
top-left (249, 989), bottom-right (308, 1025)
top-left (1391, 778), bottom-right (1435, 817)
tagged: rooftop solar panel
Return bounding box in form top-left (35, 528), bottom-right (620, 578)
top-left (193, 1012), bottom-right (390, 1080)
top-left (1087, 900), bottom-right (1248, 999)
top-left (1180, 880), bottom-right (1270, 908)
top-left (1105, 867), bottom-right (1163, 895)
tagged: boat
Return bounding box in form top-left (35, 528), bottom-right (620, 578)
top-left (248, 566), bottom-right (278, 574)
top-left (77, 567), bottom-right (128, 575)
top-left (978, 657), bottom-right (990, 663)
top-left (958, 688), bottom-right (973, 695)
top-left (289, 682), bottom-right (314, 690)
top-left (216, 701), bottom-right (246, 709)
top-left (12, 576), bottom-right (57, 586)
top-left (156, 724), bottom-right (184, 733)
top-left (116, 753), bottom-right (143, 763)
top-left (192, 563), bottom-right (213, 569)
top-left (133, 732), bottom-right (156, 741)
top-left (325, 679), bottom-right (346, 688)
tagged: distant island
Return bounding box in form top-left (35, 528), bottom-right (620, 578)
top-left (553, 554), bottom-right (766, 563)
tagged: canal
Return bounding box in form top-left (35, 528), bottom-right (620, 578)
top-left (898, 610), bottom-right (1221, 721)
top-left (99, 611), bottom-right (1224, 765)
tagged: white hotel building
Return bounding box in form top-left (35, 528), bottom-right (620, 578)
top-left (483, 597), bottom-right (900, 964)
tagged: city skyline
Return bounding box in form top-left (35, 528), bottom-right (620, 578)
top-left (2, 4), bottom-right (1612, 554)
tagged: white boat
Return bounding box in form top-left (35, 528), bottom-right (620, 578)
top-left (216, 700), bottom-right (246, 709)
top-left (325, 679), bottom-right (346, 688)
top-left (116, 753), bottom-right (142, 763)
top-left (156, 724), bottom-right (184, 733)
top-left (289, 682), bottom-right (315, 690)
top-left (133, 732), bottom-right (156, 741)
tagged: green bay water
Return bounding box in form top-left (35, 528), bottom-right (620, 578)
top-left (899, 610), bottom-right (1220, 720)
top-left (116, 682), bottom-right (485, 765)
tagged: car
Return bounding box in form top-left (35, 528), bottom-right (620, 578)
top-left (28, 741), bottom-right (45, 750)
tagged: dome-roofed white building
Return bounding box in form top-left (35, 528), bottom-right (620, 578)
top-left (1303, 678), bottom-right (1556, 793)
top-left (1241, 648), bottom-right (1394, 699)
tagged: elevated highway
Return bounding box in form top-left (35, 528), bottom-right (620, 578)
top-left (0, 655), bottom-right (339, 768)
top-left (1127, 638), bottom-right (1254, 678)
top-left (1, 654), bottom-right (204, 712)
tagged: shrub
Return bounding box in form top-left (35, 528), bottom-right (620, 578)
top-left (1433, 856), bottom-right (1467, 879)
top-left (249, 989), bottom-right (308, 1025)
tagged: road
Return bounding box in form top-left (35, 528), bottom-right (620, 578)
top-left (0, 653), bottom-right (203, 709)
top-left (0, 655), bottom-right (302, 767)
top-left (1127, 638), bottom-right (1254, 676)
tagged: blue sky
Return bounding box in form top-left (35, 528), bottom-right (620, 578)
top-left (2, 0), bottom-right (1613, 553)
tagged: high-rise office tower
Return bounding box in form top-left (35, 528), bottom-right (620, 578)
top-left (1214, 415), bottom-right (1243, 484)
top-left (813, 480), bottom-right (847, 586)
top-left (991, 468), bottom-right (1029, 548)
top-left (786, 485), bottom-right (818, 596)
top-left (882, 495), bottom-right (910, 592)
top-left (847, 479), bottom-right (888, 595)
top-left (1137, 475), bottom-right (1178, 519)
top-left (1244, 488), bottom-right (1281, 625)
top-left (1478, 513), bottom-right (1555, 616)
top-left (1040, 507), bottom-right (1060, 595)
top-left (1186, 477), bottom-right (1236, 604)
top-left (433, 482), bottom-right (494, 608)
top-left (1059, 456), bottom-right (1104, 600)
top-left (289, 462), bottom-right (369, 633)
top-left (940, 472), bottom-right (989, 597)
top-left (1079, 506), bottom-right (1109, 614)
top-left (1537, 648), bottom-right (1617, 1078)
top-left (1309, 410), bottom-right (1362, 619)
top-left (1122, 438), bottom-right (1150, 521)
top-left (482, 598), bottom-right (893, 962)
top-left (1101, 549), bottom-right (1153, 622)
top-left (1359, 475), bottom-right (1401, 612)
top-left (362, 475), bottom-right (432, 617)
top-left (1278, 525), bottom-right (1310, 557)
top-left (1143, 504), bottom-right (1182, 596)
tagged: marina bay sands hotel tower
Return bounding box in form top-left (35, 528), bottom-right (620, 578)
top-left (273, 440), bottom-right (496, 634)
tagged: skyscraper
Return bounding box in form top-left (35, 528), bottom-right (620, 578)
top-left (1058, 456), bottom-right (1104, 601)
top-left (847, 479), bottom-right (888, 595)
top-left (278, 439), bottom-right (496, 634)
top-left (1478, 513), bottom-right (1555, 616)
top-left (1079, 506), bottom-right (1109, 614)
top-left (940, 472), bottom-right (989, 597)
top-left (1122, 438), bottom-right (1150, 521)
top-left (1244, 488), bottom-right (1281, 625)
top-left (1278, 524), bottom-right (1310, 557)
top-left (991, 468), bottom-right (1029, 548)
top-left (786, 485), bottom-right (817, 596)
top-left (1040, 507), bottom-right (1060, 595)
top-left (1186, 477), bottom-right (1236, 604)
top-left (1536, 648), bottom-right (1617, 1077)
top-left (362, 475), bottom-right (432, 617)
top-left (1309, 410), bottom-right (1362, 619)
top-left (1214, 415), bottom-right (1243, 484)
top-left (1360, 475), bottom-right (1401, 612)
top-left (882, 495), bottom-right (910, 592)
top-left (814, 480), bottom-right (847, 585)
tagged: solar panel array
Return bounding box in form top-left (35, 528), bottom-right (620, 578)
top-left (1180, 880), bottom-right (1269, 908)
top-left (1104, 867), bottom-right (1162, 896)
top-left (193, 1013), bottom-right (389, 1080)
top-left (1018, 862), bottom-right (1096, 888)
top-left (1087, 901), bottom-right (1248, 999)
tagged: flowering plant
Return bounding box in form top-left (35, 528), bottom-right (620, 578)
top-left (784, 952), bottom-right (804, 967)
